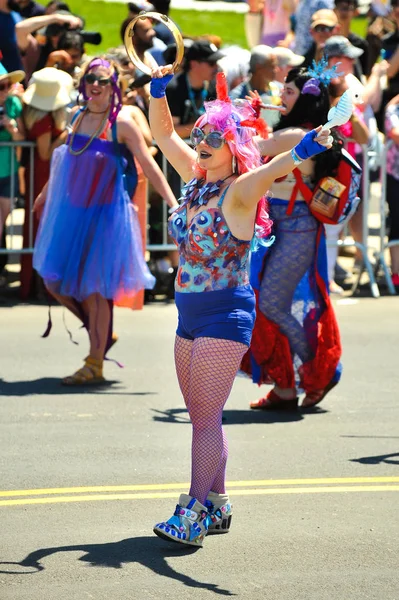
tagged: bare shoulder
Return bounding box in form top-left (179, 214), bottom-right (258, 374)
top-left (116, 111), bottom-right (139, 136)
top-left (116, 111), bottom-right (134, 127)
top-left (120, 105), bottom-right (138, 118)
top-left (67, 105), bottom-right (80, 126)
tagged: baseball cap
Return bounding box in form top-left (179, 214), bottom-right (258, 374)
top-left (324, 35), bottom-right (364, 59)
top-left (163, 38), bottom-right (194, 64)
top-left (272, 47), bottom-right (304, 67)
top-left (185, 41), bottom-right (224, 63)
top-left (311, 9), bottom-right (339, 28)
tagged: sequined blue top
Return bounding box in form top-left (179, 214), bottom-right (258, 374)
top-left (168, 181), bottom-right (252, 293)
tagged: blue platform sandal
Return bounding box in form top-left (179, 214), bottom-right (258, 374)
top-left (153, 494), bottom-right (209, 547)
top-left (206, 492), bottom-right (233, 534)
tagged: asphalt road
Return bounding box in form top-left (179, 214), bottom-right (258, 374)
top-left (0, 298), bottom-right (398, 600)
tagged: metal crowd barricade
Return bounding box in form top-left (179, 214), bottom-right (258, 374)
top-left (328, 144), bottom-right (386, 299)
top-left (0, 140), bottom-right (36, 255)
top-left (146, 150), bottom-right (180, 252)
top-left (2, 139), bottom-right (396, 300)
top-left (373, 142), bottom-right (396, 295)
top-left (337, 144), bottom-right (380, 298)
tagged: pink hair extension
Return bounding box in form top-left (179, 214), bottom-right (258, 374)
top-left (191, 72), bottom-right (273, 247)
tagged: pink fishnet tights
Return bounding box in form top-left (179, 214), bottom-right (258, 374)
top-left (174, 335), bottom-right (247, 505)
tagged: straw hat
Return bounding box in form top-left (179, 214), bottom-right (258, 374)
top-left (0, 62), bottom-right (25, 85)
top-left (22, 68), bottom-right (73, 111)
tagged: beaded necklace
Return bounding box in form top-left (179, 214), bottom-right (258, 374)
top-left (68, 108), bottom-right (110, 156)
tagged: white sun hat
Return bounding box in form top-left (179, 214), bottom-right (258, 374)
top-left (22, 68), bottom-right (73, 111)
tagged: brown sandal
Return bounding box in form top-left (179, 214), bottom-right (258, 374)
top-left (62, 356), bottom-right (105, 386)
top-left (250, 389), bottom-right (298, 411)
top-left (301, 379), bottom-right (338, 408)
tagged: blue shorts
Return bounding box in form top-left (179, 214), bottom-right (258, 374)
top-left (0, 173), bottom-right (19, 198)
top-left (175, 284), bottom-right (256, 347)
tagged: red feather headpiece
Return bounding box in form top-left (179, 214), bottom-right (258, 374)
top-left (214, 72), bottom-right (268, 139)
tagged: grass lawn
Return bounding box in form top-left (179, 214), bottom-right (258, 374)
top-left (65, 0), bottom-right (367, 54)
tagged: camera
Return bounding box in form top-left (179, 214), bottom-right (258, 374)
top-left (45, 20), bottom-right (102, 46)
top-left (79, 31), bottom-right (102, 45)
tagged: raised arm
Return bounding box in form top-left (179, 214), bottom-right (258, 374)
top-left (148, 67), bottom-right (197, 183)
top-left (15, 14), bottom-right (82, 51)
top-left (363, 60), bottom-right (388, 113)
top-left (232, 127), bottom-right (332, 210)
top-left (256, 127), bottom-right (307, 157)
top-left (118, 114), bottom-right (178, 209)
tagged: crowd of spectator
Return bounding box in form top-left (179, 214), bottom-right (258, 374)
top-left (0, 0), bottom-right (399, 297)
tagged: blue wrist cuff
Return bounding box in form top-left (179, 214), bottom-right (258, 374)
top-left (294, 129), bottom-right (326, 160)
top-left (150, 74), bottom-right (173, 99)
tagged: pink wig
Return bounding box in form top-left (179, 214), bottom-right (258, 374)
top-left (193, 73), bottom-right (267, 179)
top-left (193, 73), bottom-right (273, 246)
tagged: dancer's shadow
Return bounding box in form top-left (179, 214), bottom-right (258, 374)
top-left (0, 536), bottom-right (235, 596)
top-left (350, 452), bottom-right (399, 466)
top-left (0, 378), bottom-right (156, 397)
top-left (152, 407), bottom-right (305, 425)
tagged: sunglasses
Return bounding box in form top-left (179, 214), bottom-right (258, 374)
top-left (0, 81), bottom-right (10, 92)
top-left (84, 73), bottom-right (111, 86)
top-left (313, 25), bottom-right (335, 32)
top-left (190, 127), bottom-right (226, 149)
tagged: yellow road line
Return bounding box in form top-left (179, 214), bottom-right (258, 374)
top-left (0, 485), bottom-right (398, 507)
top-left (1, 476), bottom-right (398, 498)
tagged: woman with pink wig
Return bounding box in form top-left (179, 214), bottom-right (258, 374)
top-left (149, 66), bottom-right (332, 547)
top-left (33, 57), bottom-right (178, 385)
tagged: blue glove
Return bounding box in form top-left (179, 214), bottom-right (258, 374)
top-left (150, 73), bottom-right (174, 99)
top-left (294, 129), bottom-right (328, 160)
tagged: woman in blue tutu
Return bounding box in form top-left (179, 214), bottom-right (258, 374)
top-left (33, 57), bottom-right (178, 385)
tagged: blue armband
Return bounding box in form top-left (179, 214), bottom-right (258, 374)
top-left (294, 129), bottom-right (327, 161)
top-left (150, 73), bottom-right (174, 99)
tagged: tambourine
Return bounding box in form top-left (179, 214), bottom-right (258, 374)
top-left (124, 12), bottom-right (184, 76)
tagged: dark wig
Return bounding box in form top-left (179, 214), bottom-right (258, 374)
top-left (274, 67), bottom-right (331, 132)
top-left (274, 67), bottom-right (342, 181)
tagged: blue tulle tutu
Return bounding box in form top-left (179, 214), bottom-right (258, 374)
top-left (33, 135), bottom-right (155, 302)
